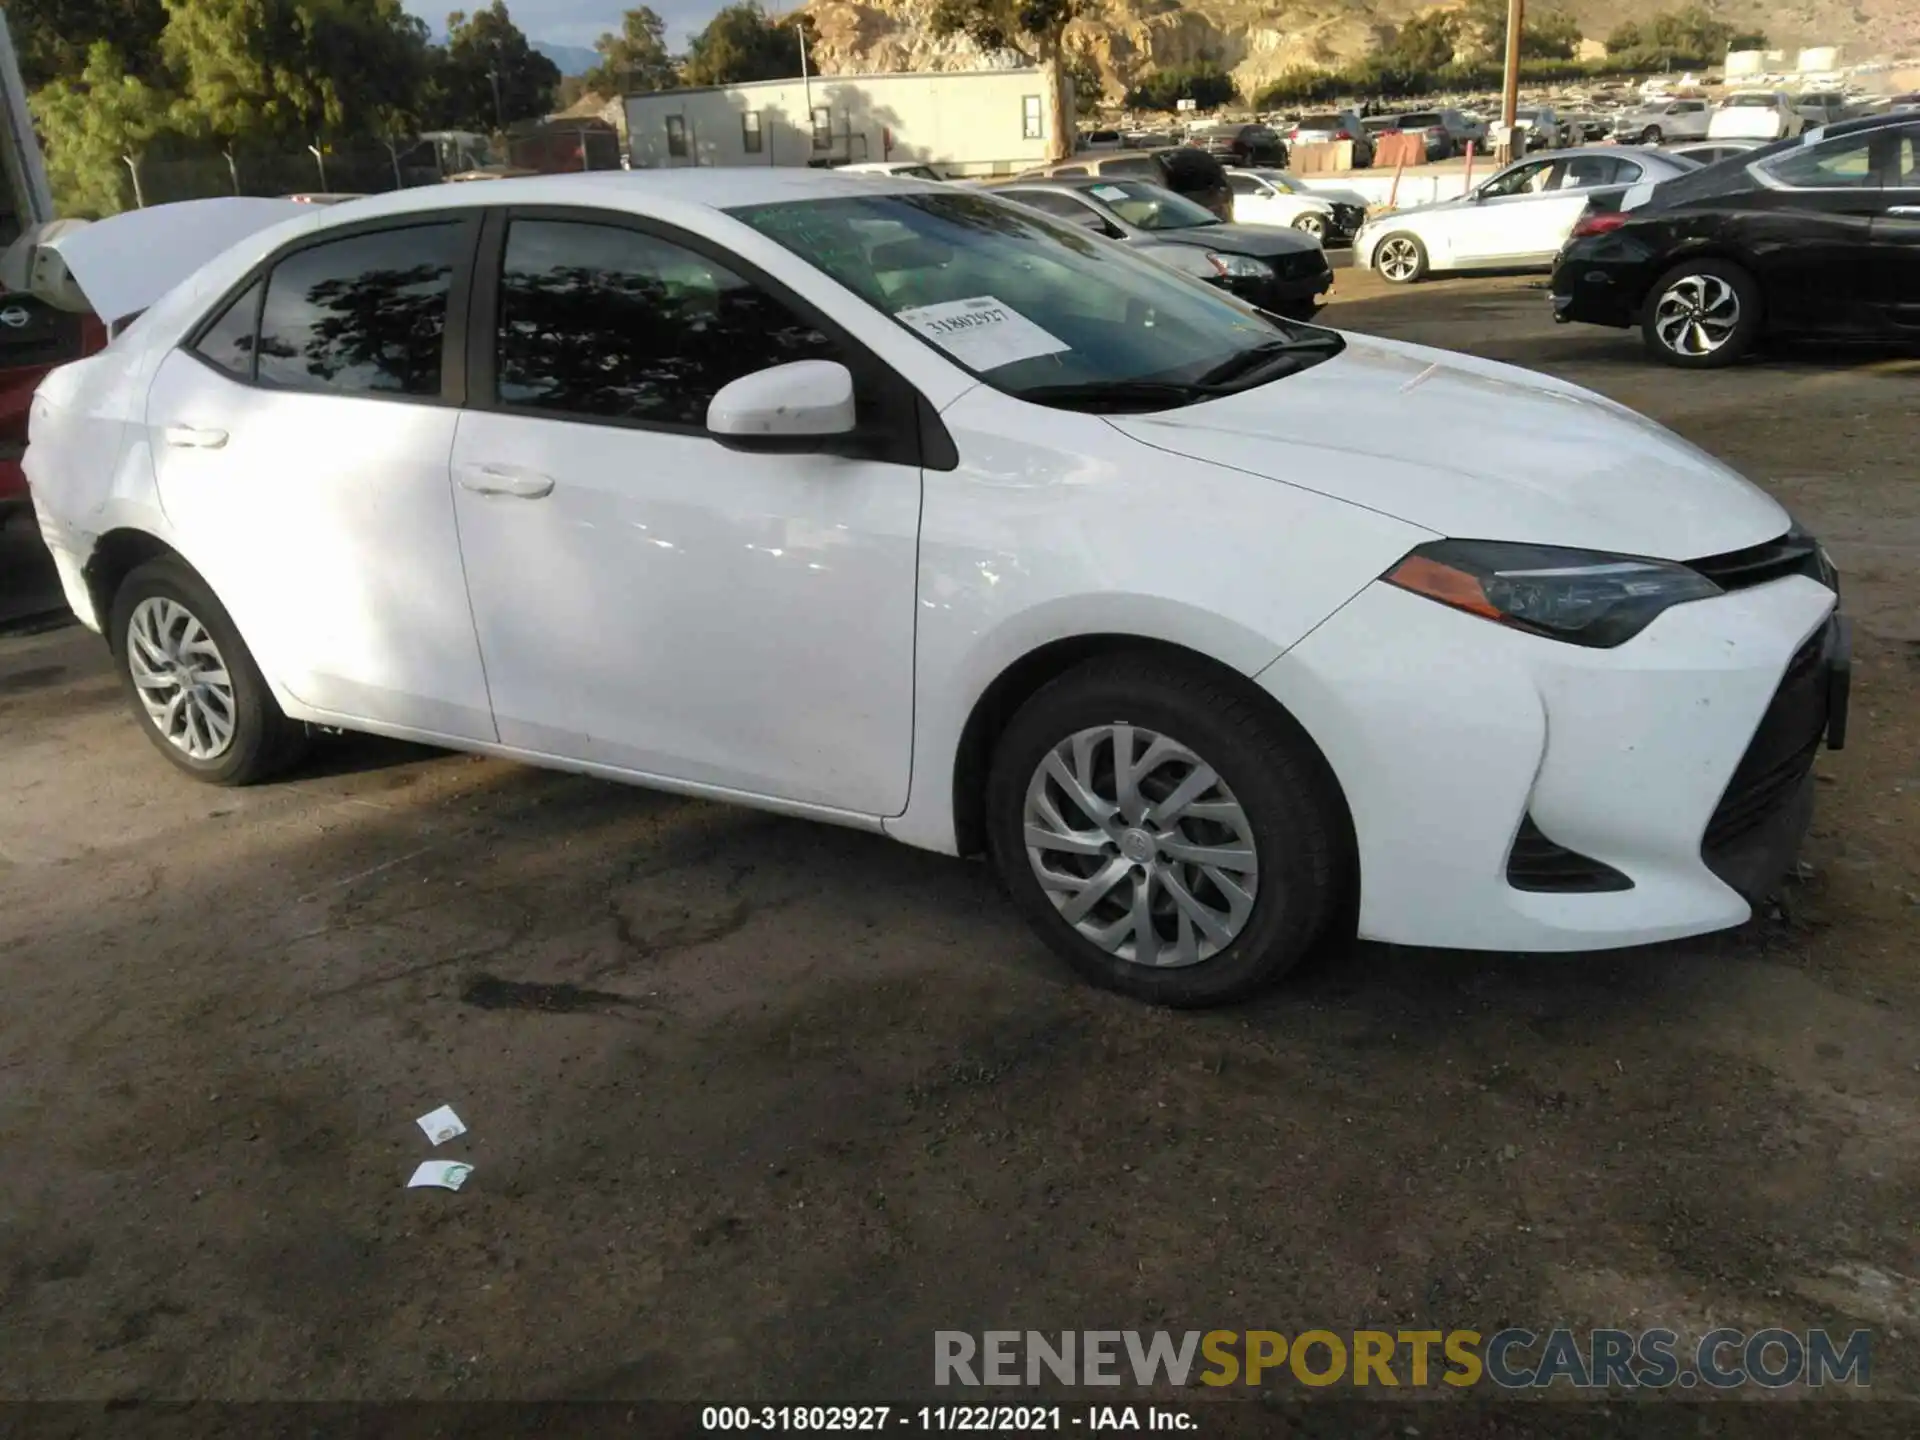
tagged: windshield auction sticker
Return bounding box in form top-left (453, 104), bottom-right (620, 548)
top-left (895, 296), bottom-right (1070, 372)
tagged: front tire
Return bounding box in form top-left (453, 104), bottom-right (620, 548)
top-left (1373, 232), bottom-right (1428, 283)
top-left (1291, 212), bottom-right (1328, 241)
top-left (986, 653), bottom-right (1346, 1007)
top-left (1640, 125), bottom-right (1663, 144)
top-left (109, 556), bottom-right (308, 785)
top-left (1641, 258), bottom-right (1762, 368)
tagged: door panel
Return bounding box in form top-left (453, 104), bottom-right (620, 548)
top-left (1743, 133), bottom-right (1888, 335)
top-left (144, 220), bottom-right (495, 739)
top-left (450, 214), bottom-right (922, 815)
top-left (1870, 129), bottom-right (1920, 329)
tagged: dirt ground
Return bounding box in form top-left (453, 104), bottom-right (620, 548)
top-left (3, 269), bottom-right (1917, 1420)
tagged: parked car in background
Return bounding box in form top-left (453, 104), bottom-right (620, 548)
top-left (1226, 168), bottom-right (1367, 243)
top-left (0, 296), bottom-right (105, 522)
top-left (1289, 111), bottom-right (1375, 167)
top-left (29, 170), bottom-right (1846, 1005)
top-left (1192, 123), bottom-right (1287, 167)
top-left (838, 161), bottom-right (946, 180)
top-left (1794, 92), bottom-right (1852, 127)
top-left (1710, 92), bottom-right (1805, 141)
top-left (1386, 110), bottom-right (1480, 159)
top-left (1552, 113), bottom-right (1920, 366)
top-left (995, 177), bottom-right (1333, 319)
top-left (1664, 138), bottom-right (1764, 167)
top-left (1513, 107), bottom-right (1569, 151)
top-left (1015, 147), bottom-right (1234, 220)
top-left (1355, 146), bottom-right (1696, 283)
top-left (1611, 98), bottom-right (1712, 144)
top-left (1078, 129), bottom-right (1125, 152)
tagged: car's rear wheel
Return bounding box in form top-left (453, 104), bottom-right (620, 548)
top-left (1641, 258), bottom-right (1761, 368)
top-left (109, 557), bottom-right (308, 785)
top-left (1374, 232), bottom-right (1427, 283)
top-left (986, 653), bottom-right (1345, 1007)
top-left (1291, 212), bottom-right (1328, 241)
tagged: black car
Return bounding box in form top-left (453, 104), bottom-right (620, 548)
top-left (1020, 147), bottom-right (1236, 221)
top-left (995, 176), bottom-right (1333, 321)
top-left (1192, 123), bottom-right (1289, 168)
top-left (1551, 113), bottom-right (1920, 367)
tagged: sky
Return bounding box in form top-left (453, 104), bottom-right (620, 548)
top-left (405, 0), bottom-right (716, 50)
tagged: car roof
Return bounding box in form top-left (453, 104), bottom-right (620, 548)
top-left (1810, 110), bottom-right (1919, 141)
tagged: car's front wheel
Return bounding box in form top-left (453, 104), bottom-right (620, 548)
top-left (1373, 232), bottom-right (1428, 283)
top-left (1291, 212), bottom-right (1328, 241)
top-left (986, 654), bottom-right (1346, 1007)
top-left (1640, 125), bottom-right (1664, 143)
top-left (109, 556), bottom-right (308, 784)
top-left (1641, 258), bottom-right (1762, 368)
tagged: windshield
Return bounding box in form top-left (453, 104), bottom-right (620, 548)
top-left (1725, 94), bottom-right (1777, 108)
top-left (1082, 180), bottom-right (1219, 231)
top-left (727, 192), bottom-right (1340, 411)
top-left (1299, 114), bottom-right (1343, 129)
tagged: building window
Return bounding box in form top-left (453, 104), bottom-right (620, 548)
top-left (665, 114), bottom-right (688, 159)
top-left (1022, 95), bottom-right (1043, 141)
top-left (811, 106), bottom-right (832, 152)
top-left (742, 110), bottom-right (763, 154)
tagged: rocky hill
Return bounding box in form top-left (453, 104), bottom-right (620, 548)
top-left (802, 0), bottom-right (1920, 103)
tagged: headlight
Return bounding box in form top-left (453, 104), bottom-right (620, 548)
top-left (1385, 539), bottom-right (1721, 648)
top-left (1206, 251), bottom-right (1273, 279)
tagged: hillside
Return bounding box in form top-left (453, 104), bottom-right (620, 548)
top-left (802, 0), bottom-right (1920, 102)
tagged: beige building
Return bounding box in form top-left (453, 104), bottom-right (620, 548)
top-left (624, 68), bottom-right (1062, 177)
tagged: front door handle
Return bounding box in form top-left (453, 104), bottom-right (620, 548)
top-left (457, 464), bottom-right (554, 499)
top-left (162, 424), bottom-right (229, 450)
top-left (1888, 206), bottom-right (1920, 217)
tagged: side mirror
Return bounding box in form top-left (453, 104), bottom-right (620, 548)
top-left (707, 360), bottom-right (857, 454)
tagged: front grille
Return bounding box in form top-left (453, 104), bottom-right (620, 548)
top-left (1331, 203), bottom-right (1365, 231)
top-left (1687, 530), bottom-right (1828, 592)
top-left (1701, 621), bottom-right (1835, 890)
top-left (1507, 815), bottom-right (1634, 893)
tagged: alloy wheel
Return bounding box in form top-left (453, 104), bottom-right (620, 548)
top-left (1294, 213), bottom-right (1326, 239)
top-left (1377, 237), bottom-right (1420, 281)
top-left (1022, 723), bottom-right (1258, 968)
top-left (1652, 273), bottom-right (1741, 357)
top-left (126, 596), bottom-right (237, 760)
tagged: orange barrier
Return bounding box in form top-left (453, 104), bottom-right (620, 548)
top-left (1372, 131), bottom-right (1428, 169)
top-left (1288, 140), bottom-right (1355, 174)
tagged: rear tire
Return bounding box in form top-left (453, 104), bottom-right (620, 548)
top-left (986, 653), bottom-right (1346, 1008)
top-left (108, 557), bottom-right (308, 785)
top-left (1641, 258), bottom-right (1762, 368)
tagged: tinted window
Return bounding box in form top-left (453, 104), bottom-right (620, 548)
top-left (1098, 155), bottom-right (1155, 176)
top-left (1553, 155), bottom-right (1625, 189)
top-left (1724, 95), bottom-right (1778, 108)
top-left (1481, 160), bottom-right (1554, 198)
top-left (1898, 132), bottom-right (1917, 183)
top-left (1762, 135), bottom-right (1879, 189)
top-left (1227, 173), bottom-right (1263, 195)
top-left (256, 224), bottom-right (460, 396)
top-left (193, 279), bottom-right (264, 379)
top-left (1400, 112), bottom-right (1441, 127)
top-left (495, 219), bottom-right (836, 429)
top-left (1006, 190), bottom-right (1097, 219)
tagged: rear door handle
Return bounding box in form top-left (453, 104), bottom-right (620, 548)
top-left (1888, 206), bottom-right (1920, 217)
top-left (457, 464), bottom-right (554, 499)
top-left (162, 424), bottom-right (228, 450)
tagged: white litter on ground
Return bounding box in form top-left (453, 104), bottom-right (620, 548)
top-left (408, 1160), bottom-right (474, 1191)
top-left (415, 1104), bottom-right (467, 1145)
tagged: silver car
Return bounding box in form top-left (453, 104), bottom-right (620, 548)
top-left (1288, 110), bottom-right (1376, 167)
top-left (1610, 98), bottom-right (1714, 144)
top-left (1353, 146), bottom-right (1698, 283)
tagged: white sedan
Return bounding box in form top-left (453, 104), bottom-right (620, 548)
top-left (1225, 168), bottom-right (1368, 243)
top-left (1354, 146), bottom-right (1696, 282)
top-left (24, 170), bottom-right (1846, 1005)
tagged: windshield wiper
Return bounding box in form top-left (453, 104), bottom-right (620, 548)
top-left (1018, 379), bottom-right (1215, 413)
top-left (1195, 334), bottom-right (1344, 389)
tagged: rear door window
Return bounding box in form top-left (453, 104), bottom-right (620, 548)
top-left (192, 280), bottom-right (264, 379)
top-left (1760, 135), bottom-right (1880, 189)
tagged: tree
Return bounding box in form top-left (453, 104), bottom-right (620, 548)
top-left (28, 41), bottom-right (174, 214)
top-left (1064, 52), bottom-right (1104, 115)
top-left (1521, 9), bottom-right (1581, 60)
top-left (1125, 63), bottom-right (1235, 112)
top-left (1727, 30), bottom-right (1768, 50)
top-left (1387, 11), bottom-right (1458, 74)
top-left (8, 0), bottom-right (169, 89)
top-left (928, 0), bottom-right (1079, 160)
top-left (435, 2), bottom-right (561, 130)
top-left (159, 0), bottom-right (431, 143)
top-left (1605, 21), bottom-right (1645, 54)
top-left (681, 4), bottom-right (812, 87)
top-left (1253, 66), bottom-right (1336, 108)
top-left (584, 7), bottom-right (678, 97)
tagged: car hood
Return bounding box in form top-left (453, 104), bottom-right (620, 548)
top-left (1107, 332), bottom-right (1787, 559)
top-left (1144, 222), bottom-right (1324, 256)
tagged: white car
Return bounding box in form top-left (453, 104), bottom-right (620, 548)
top-left (23, 172), bottom-right (1846, 1005)
top-left (1355, 146), bottom-right (1696, 282)
top-left (1512, 107), bottom-right (1568, 151)
top-left (1225, 168), bottom-right (1367, 242)
top-left (1710, 92), bottom-right (1806, 141)
top-left (836, 161), bottom-right (945, 180)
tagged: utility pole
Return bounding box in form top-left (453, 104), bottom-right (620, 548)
top-left (798, 20), bottom-right (812, 116)
top-left (489, 64), bottom-right (505, 130)
top-left (1498, 0), bottom-right (1524, 164)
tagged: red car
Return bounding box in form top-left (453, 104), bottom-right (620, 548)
top-left (0, 294), bottom-right (104, 521)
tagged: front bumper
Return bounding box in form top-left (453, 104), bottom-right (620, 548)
top-left (1219, 256), bottom-right (1334, 320)
top-left (1257, 574), bottom-right (1841, 952)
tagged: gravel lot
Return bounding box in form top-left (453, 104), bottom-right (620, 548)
top-left (3, 269), bottom-right (1917, 1419)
